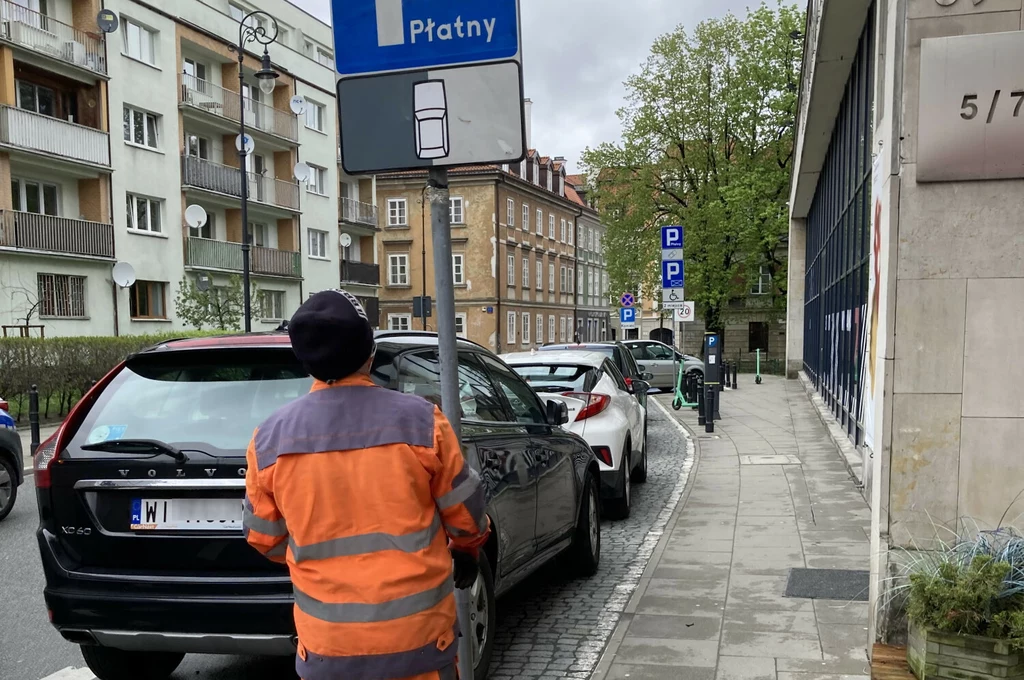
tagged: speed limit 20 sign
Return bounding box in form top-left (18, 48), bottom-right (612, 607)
top-left (674, 302), bottom-right (695, 323)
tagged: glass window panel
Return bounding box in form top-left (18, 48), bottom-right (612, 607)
top-left (146, 114), bottom-right (157, 148)
top-left (24, 182), bottom-right (40, 214)
top-left (42, 184), bottom-right (58, 216)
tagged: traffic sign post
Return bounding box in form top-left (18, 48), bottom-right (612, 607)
top-left (620, 307), bottom-right (637, 330)
top-left (330, 5), bottom-right (528, 679)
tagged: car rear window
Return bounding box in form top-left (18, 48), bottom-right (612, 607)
top-left (511, 364), bottom-right (598, 393)
top-left (70, 349), bottom-right (313, 454)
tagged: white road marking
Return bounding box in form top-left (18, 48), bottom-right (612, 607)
top-left (39, 667), bottom-right (96, 680)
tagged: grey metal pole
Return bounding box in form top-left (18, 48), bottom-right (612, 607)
top-left (427, 167), bottom-right (473, 680)
top-left (238, 50), bottom-right (252, 333)
top-left (29, 384), bottom-right (40, 457)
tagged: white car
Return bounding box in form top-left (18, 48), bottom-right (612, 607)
top-left (502, 350), bottom-right (648, 519)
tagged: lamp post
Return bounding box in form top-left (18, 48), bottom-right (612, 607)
top-left (237, 11), bottom-right (279, 332)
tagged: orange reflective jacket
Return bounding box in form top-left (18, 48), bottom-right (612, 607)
top-left (243, 374), bottom-right (490, 680)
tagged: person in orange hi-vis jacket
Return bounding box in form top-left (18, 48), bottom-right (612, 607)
top-left (243, 289), bottom-right (491, 680)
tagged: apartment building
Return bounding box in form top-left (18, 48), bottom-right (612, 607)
top-left (567, 173), bottom-right (610, 342)
top-left (0, 0), bottom-right (380, 337)
top-left (376, 146), bottom-right (588, 353)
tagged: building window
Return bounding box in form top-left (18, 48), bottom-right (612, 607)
top-left (749, 321), bottom-right (770, 352)
top-left (567, 221), bottom-right (574, 246)
top-left (304, 99), bottom-right (325, 132)
top-left (536, 208), bottom-right (543, 236)
top-left (455, 313), bottom-right (467, 338)
top-left (308, 229), bottom-right (328, 259)
top-left (122, 18), bottom-right (156, 65)
top-left (506, 198), bottom-right (515, 227)
top-left (185, 134), bottom-right (210, 159)
top-left (507, 310), bottom-right (516, 345)
top-left (126, 194), bottom-right (161, 233)
top-left (521, 313), bottom-right (530, 345)
top-left (16, 81), bottom-right (55, 117)
top-left (507, 254), bottom-right (515, 286)
top-left (536, 260), bottom-right (543, 290)
top-left (522, 258), bottom-right (530, 288)
top-left (560, 266), bottom-right (567, 292)
top-left (388, 254), bottom-right (409, 286)
top-left (260, 290), bottom-right (285, 320)
top-left (522, 204), bottom-right (529, 232)
top-left (568, 267), bottom-right (575, 294)
top-left (560, 219), bottom-right (567, 243)
top-left (129, 281), bottom-right (166, 319)
top-left (536, 314), bottom-right (543, 344)
top-left (12, 178), bottom-right (59, 215)
top-left (579, 225), bottom-right (585, 246)
top-left (546, 167), bottom-right (553, 191)
top-left (37, 273), bottom-right (85, 319)
top-left (548, 263), bottom-right (555, 291)
top-left (450, 196), bottom-right (464, 224)
top-left (548, 316), bottom-right (555, 343)
top-left (123, 106), bottom-right (159, 149)
top-left (190, 210), bottom-right (214, 239)
top-left (452, 253), bottom-right (465, 285)
top-left (387, 198), bottom-right (407, 227)
top-left (559, 174), bottom-right (565, 196)
top-left (388, 314), bottom-right (411, 331)
top-left (548, 214), bottom-right (555, 239)
top-left (751, 265), bottom-right (772, 295)
top-left (315, 46), bottom-right (333, 67)
top-left (559, 316), bottom-right (567, 343)
top-left (577, 269), bottom-right (584, 297)
top-left (308, 164), bottom-right (328, 196)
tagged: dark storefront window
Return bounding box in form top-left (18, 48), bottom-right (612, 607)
top-left (803, 7), bottom-right (875, 445)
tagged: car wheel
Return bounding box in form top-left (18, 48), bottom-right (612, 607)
top-left (568, 471), bottom-right (600, 577)
top-left (81, 646), bottom-right (184, 680)
top-left (607, 449), bottom-right (631, 520)
top-left (469, 556), bottom-right (497, 680)
top-left (631, 425), bottom-right (648, 484)
top-left (0, 456), bottom-right (18, 521)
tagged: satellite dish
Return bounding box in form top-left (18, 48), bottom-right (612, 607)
top-left (235, 133), bottom-right (255, 155)
top-left (289, 95), bottom-right (307, 115)
top-left (184, 204), bottom-right (208, 229)
top-left (340, 233), bottom-right (353, 248)
top-left (196, 272), bottom-right (212, 292)
top-left (293, 162), bottom-right (310, 182)
top-left (96, 9), bottom-right (118, 33)
top-left (112, 262), bottom-right (137, 289)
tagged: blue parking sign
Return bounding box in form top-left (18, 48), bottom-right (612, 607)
top-left (620, 307), bottom-right (637, 324)
top-left (662, 260), bottom-right (685, 288)
top-left (661, 225), bottom-right (683, 250)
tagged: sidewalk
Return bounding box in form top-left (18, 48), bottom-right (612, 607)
top-left (593, 376), bottom-right (872, 680)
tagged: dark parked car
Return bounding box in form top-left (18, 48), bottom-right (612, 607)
top-left (33, 331), bottom-right (601, 680)
top-left (0, 397), bottom-right (23, 521)
top-left (541, 342), bottom-right (653, 413)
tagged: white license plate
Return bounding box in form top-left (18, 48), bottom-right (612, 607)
top-left (131, 498), bottom-right (242, 531)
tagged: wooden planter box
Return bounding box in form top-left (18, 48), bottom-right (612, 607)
top-left (908, 623), bottom-right (1024, 679)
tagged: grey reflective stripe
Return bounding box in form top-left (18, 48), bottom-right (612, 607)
top-left (436, 466), bottom-right (482, 510)
top-left (266, 541), bottom-right (288, 558)
top-left (242, 504), bottom-right (288, 538)
top-left (295, 628), bottom-right (459, 680)
top-left (293, 578), bottom-right (454, 624)
top-left (290, 513), bottom-right (443, 563)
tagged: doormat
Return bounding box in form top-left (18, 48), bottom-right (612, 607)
top-left (785, 568), bottom-right (870, 601)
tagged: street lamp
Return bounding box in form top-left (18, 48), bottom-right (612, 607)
top-left (237, 11), bottom-right (279, 332)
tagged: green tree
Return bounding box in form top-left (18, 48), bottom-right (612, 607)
top-left (582, 2), bottom-right (804, 338)
top-left (174, 274), bottom-right (259, 331)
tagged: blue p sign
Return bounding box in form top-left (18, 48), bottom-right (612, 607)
top-left (620, 307), bottom-right (637, 324)
top-left (662, 260), bottom-right (684, 288)
top-left (661, 225), bottom-right (683, 250)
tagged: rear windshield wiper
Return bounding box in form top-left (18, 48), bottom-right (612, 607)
top-left (80, 439), bottom-right (188, 464)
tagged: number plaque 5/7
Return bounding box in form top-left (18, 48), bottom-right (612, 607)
top-left (960, 90), bottom-right (1024, 123)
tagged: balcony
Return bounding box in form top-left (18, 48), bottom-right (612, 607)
top-left (0, 210), bottom-right (113, 259)
top-left (0, 105), bottom-right (110, 167)
top-left (340, 197), bottom-right (378, 228)
top-left (340, 260), bottom-right (380, 286)
top-left (179, 74), bottom-right (298, 143)
top-left (181, 156), bottom-right (299, 212)
top-left (185, 237), bottom-right (301, 279)
top-left (0, 0), bottom-right (106, 76)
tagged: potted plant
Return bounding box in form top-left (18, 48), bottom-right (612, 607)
top-left (900, 528), bottom-right (1024, 679)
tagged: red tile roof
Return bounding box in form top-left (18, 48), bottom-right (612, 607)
top-left (566, 174), bottom-right (586, 187)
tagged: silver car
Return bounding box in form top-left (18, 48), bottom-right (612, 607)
top-left (624, 340), bottom-right (705, 391)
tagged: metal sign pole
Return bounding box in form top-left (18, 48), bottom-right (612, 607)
top-left (428, 167), bottom-right (473, 680)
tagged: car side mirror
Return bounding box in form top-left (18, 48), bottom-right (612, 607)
top-left (546, 400), bottom-right (569, 426)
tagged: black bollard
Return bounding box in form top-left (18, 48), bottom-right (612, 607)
top-left (697, 378), bottom-right (706, 426)
top-left (705, 384), bottom-right (716, 433)
top-left (724, 362), bottom-right (732, 388)
top-left (29, 384), bottom-right (40, 457)
top-left (732, 362), bottom-right (739, 391)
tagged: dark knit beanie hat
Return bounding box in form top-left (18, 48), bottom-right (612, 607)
top-left (289, 289), bottom-right (374, 382)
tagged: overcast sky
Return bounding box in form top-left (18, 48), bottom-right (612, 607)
top-left (289, 0), bottom-right (756, 172)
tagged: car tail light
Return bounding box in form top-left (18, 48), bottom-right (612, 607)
top-left (624, 377), bottom-right (633, 389)
top-left (34, 362), bottom-right (124, 489)
top-left (0, 399), bottom-right (8, 412)
top-left (593, 446), bottom-right (613, 466)
top-left (562, 393), bottom-right (611, 421)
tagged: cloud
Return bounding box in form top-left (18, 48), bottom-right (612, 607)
top-left (289, 0), bottom-right (757, 172)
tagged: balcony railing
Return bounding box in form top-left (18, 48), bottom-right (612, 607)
top-left (0, 210), bottom-right (113, 259)
top-left (340, 197), bottom-right (378, 228)
top-left (340, 260), bottom-right (380, 286)
top-left (179, 74), bottom-right (298, 142)
top-left (181, 156), bottom-right (299, 211)
top-left (0, 105), bottom-right (110, 166)
top-left (0, 0), bottom-right (106, 75)
top-left (186, 237), bottom-right (301, 278)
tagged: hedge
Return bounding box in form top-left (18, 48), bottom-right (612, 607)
top-left (0, 332), bottom-right (214, 422)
